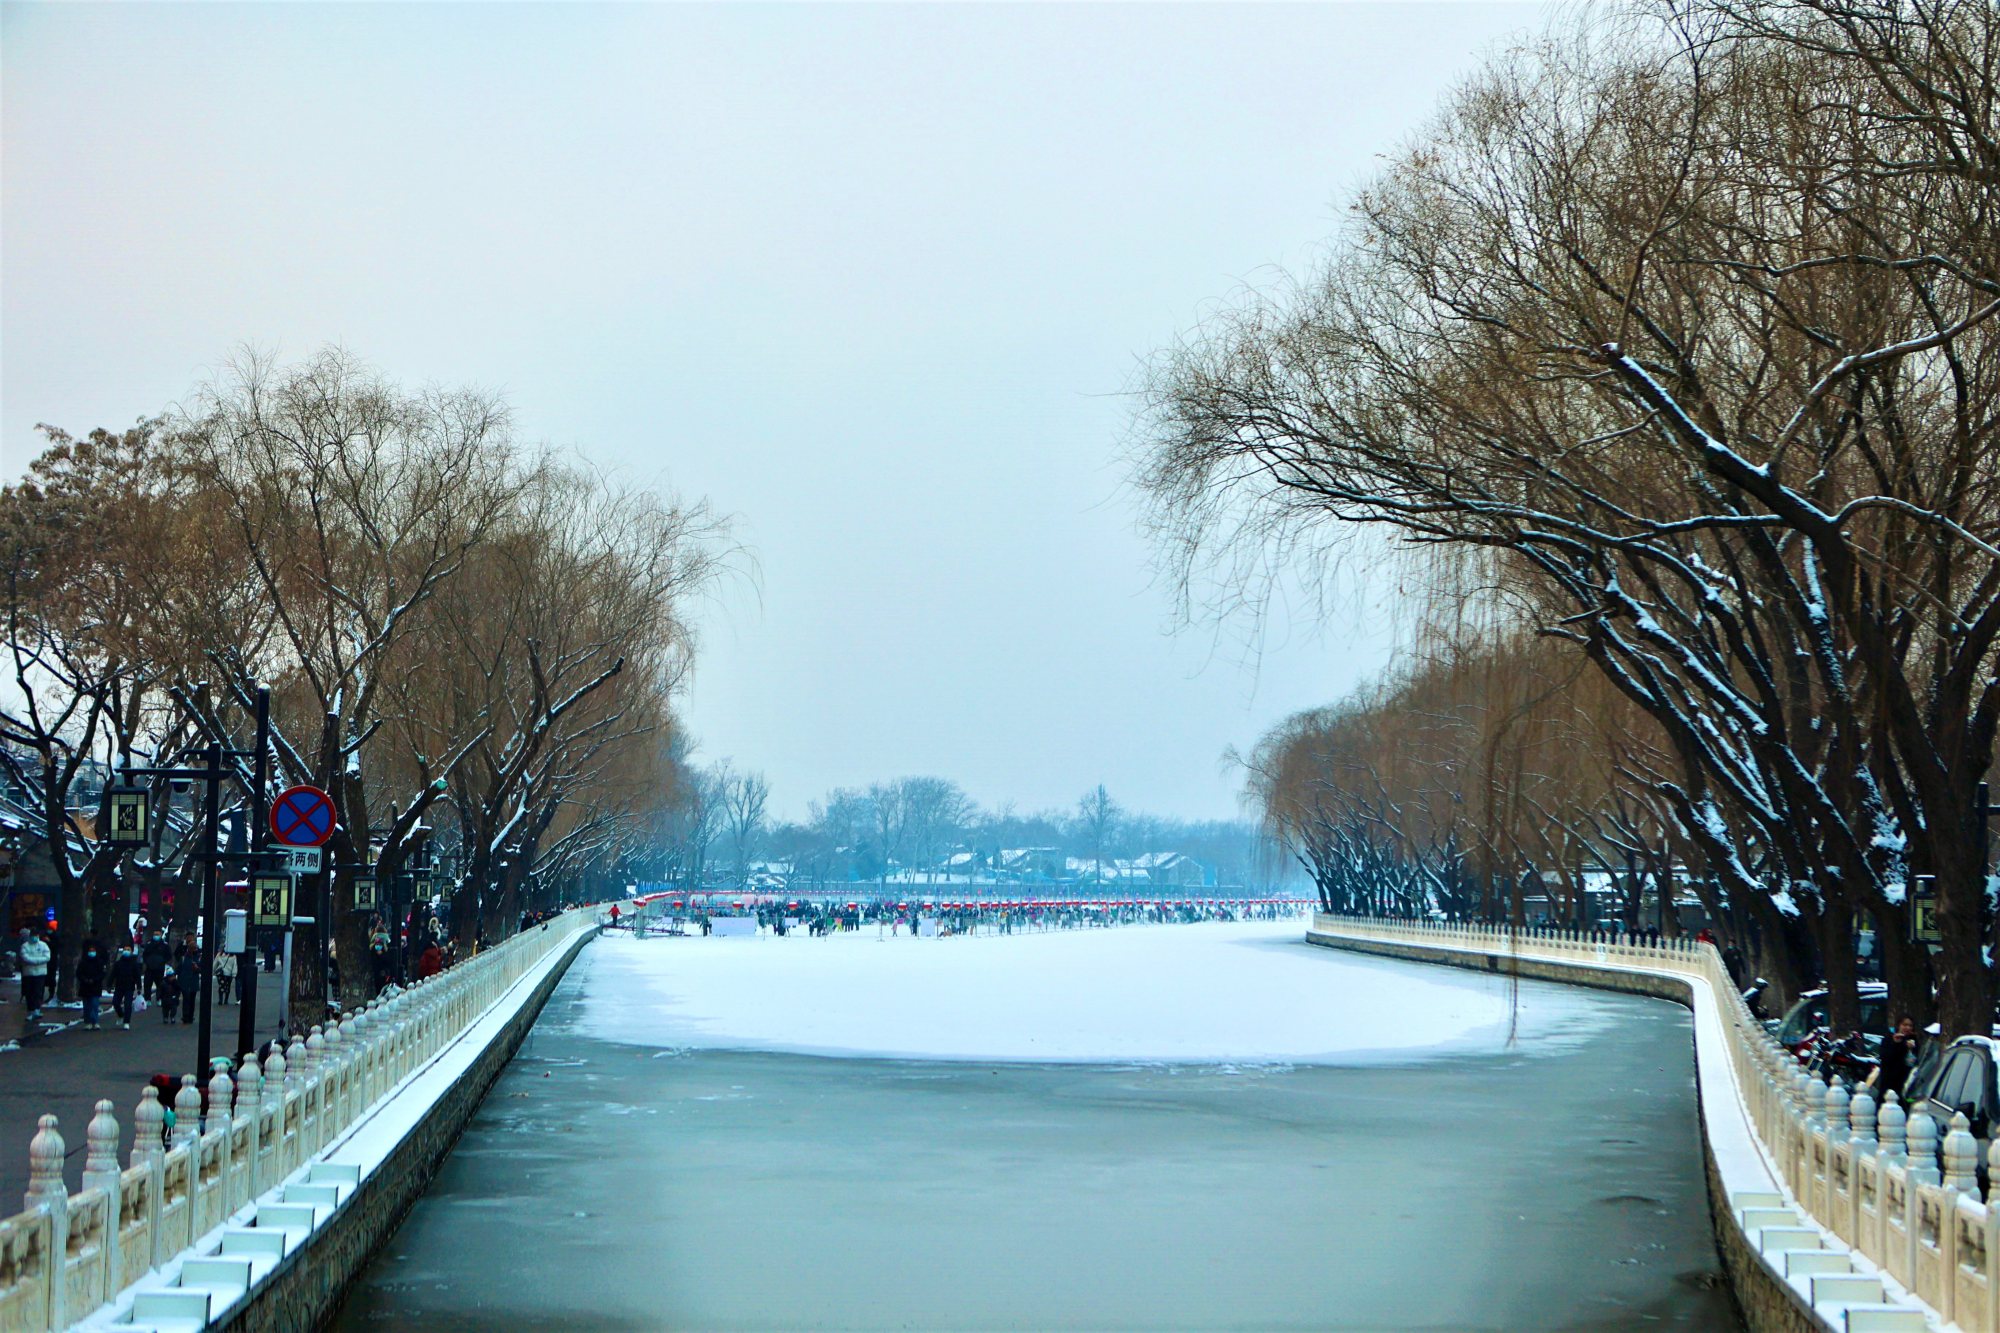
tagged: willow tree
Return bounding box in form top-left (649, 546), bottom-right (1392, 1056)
top-left (1136, 5), bottom-right (2000, 1034)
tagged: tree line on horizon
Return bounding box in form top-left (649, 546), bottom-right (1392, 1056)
top-left (658, 771), bottom-right (1285, 893)
top-left (1134, 0), bottom-right (2000, 1035)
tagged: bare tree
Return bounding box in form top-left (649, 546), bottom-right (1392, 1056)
top-left (1135, 6), bottom-right (2000, 1033)
top-left (1075, 784), bottom-right (1121, 887)
top-left (720, 767), bottom-right (770, 887)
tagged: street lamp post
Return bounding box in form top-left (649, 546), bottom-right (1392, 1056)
top-left (110, 684), bottom-right (275, 1113)
top-left (237, 687), bottom-right (271, 1059)
top-left (119, 743), bottom-right (230, 1097)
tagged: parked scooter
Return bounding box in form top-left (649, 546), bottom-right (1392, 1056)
top-left (1798, 1028), bottom-right (1878, 1087)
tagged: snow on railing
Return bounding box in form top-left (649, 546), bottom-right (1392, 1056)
top-left (0, 907), bottom-right (599, 1333)
top-left (1310, 913), bottom-right (1954, 1333)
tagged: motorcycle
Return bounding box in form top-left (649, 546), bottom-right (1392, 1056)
top-left (1797, 1027), bottom-right (1878, 1086)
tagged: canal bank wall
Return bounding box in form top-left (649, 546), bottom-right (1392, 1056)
top-left (53, 913), bottom-right (599, 1333)
top-left (1305, 917), bottom-right (1938, 1333)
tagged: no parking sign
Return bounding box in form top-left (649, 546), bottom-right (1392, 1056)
top-left (271, 784), bottom-right (337, 847)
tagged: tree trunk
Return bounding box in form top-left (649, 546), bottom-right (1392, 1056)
top-left (1818, 897), bottom-right (1861, 1033)
top-left (1876, 922), bottom-right (1935, 1030)
top-left (1936, 861), bottom-right (1992, 1040)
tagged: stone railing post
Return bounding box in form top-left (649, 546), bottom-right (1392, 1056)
top-left (349, 1007), bottom-right (371, 1106)
top-left (341, 1008), bottom-right (362, 1115)
top-left (1789, 1065), bottom-right (1812, 1119)
top-left (207, 1064), bottom-right (235, 1136)
top-left (1850, 1084), bottom-right (1878, 1149)
top-left (319, 1020), bottom-right (344, 1130)
top-left (25, 1114), bottom-right (67, 1212)
top-left (1807, 1072), bottom-right (1829, 1129)
top-left (83, 1099), bottom-right (121, 1308)
top-left (171, 1075), bottom-right (201, 1152)
top-left (132, 1087), bottom-right (165, 1170)
top-left (1907, 1107), bottom-right (1941, 1185)
top-left (1826, 1078), bottom-right (1851, 1144)
top-left (1879, 1091), bottom-right (1908, 1165)
top-left (237, 1054), bottom-right (262, 1196)
top-left (25, 1114), bottom-right (69, 1332)
top-left (82, 1101), bottom-right (120, 1190)
top-left (173, 1074), bottom-right (203, 1232)
top-left (1944, 1111), bottom-right (1980, 1192)
top-left (132, 1086), bottom-right (166, 1269)
top-left (262, 1048), bottom-right (287, 1118)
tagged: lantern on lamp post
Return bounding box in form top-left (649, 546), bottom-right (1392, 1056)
top-left (353, 872), bottom-right (378, 913)
top-left (251, 872), bottom-right (293, 928)
top-left (103, 778), bottom-right (150, 848)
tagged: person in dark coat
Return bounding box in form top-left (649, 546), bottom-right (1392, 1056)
top-left (75, 934), bottom-right (108, 1030)
top-left (141, 932), bottom-right (170, 1003)
top-left (175, 936), bottom-right (202, 1025)
top-left (1873, 1016), bottom-right (1920, 1099)
top-left (110, 946), bottom-right (142, 1029)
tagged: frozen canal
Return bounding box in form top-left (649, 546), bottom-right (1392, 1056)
top-left (334, 923), bottom-right (1739, 1330)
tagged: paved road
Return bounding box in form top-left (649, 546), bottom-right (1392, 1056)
top-left (0, 973), bottom-right (294, 1208)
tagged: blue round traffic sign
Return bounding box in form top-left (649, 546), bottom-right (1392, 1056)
top-left (271, 784), bottom-right (337, 847)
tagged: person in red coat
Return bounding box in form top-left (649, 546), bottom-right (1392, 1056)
top-left (416, 943), bottom-right (443, 980)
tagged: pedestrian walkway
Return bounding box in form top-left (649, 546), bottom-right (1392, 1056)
top-left (0, 973), bottom-right (279, 1206)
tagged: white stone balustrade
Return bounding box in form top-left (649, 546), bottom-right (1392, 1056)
top-left (0, 905), bottom-right (602, 1332)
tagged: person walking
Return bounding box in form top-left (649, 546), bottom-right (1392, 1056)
top-left (368, 919), bottom-right (392, 996)
top-left (16, 929), bottom-right (50, 1021)
top-left (141, 931), bottom-right (170, 1004)
top-left (175, 936), bottom-right (201, 1026)
top-left (110, 945), bottom-right (141, 1029)
top-left (76, 933), bottom-right (108, 1030)
top-left (215, 947), bottom-right (237, 1005)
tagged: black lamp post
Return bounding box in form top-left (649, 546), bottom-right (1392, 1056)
top-left (120, 744), bottom-right (229, 1094)
top-left (118, 683), bottom-right (275, 1103)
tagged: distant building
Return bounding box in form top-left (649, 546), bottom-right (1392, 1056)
top-left (997, 848), bottom-right (1064, 880)
top-left (1131, 852), bottom-right (1211, 889)
top-left (1063, 853), bottom-right (1214, 890)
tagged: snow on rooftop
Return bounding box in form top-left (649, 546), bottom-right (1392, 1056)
top-left (573, 921), bottom-right (1616, 1065)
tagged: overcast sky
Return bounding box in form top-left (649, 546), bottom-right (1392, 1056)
top-left (2, 2), bottom-right (1541, 825)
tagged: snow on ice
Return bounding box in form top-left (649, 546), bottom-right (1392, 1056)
top-left (575, 921), bottom-right (1614, 1064)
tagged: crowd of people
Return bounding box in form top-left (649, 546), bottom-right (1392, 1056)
top-left (9, 923), bottom-right (213, 1032)
top-left (613, 896), bottom-right (1308, 940)
top-left (4, 897), bottom-right (471, 1044)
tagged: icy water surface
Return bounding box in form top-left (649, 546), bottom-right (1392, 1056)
top-left (334, 935), bottom-right (1740, 1331)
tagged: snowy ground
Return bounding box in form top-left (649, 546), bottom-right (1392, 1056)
top-left (577, 920), bottom-right (1615, 1063)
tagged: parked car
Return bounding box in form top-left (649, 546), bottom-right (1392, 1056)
top-left (1773, 983), bottom-right (1892, 1053)
top-left (1895, 1027), bottom-right (1947, 1103)
top-left (1903, 1034), bottom-right (2000, 1184)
